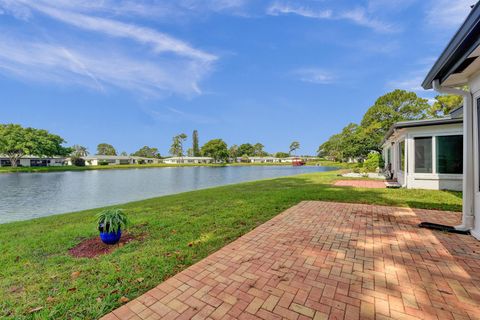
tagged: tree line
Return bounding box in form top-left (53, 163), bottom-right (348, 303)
top-left (318, 89), bottom-right (463, 162)
top-left (0, 123), bottom-right (302, 167)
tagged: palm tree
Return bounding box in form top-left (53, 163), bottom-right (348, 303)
top-left (289, 141), bottom-right (300, 156)
top-left (71, 145), bottom-right (89, 157)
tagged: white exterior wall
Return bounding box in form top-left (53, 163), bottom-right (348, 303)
top-left (384, 123), bottom-right (463, 191)
top-left (468, 72), bottom-right (480, 239)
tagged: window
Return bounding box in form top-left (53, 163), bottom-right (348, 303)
top-left (415, 137), bottom-right (432, 173)
top-left (436, 135), bottom-right (462, 174)
top-left (399, 141), bottom-right (405, 171)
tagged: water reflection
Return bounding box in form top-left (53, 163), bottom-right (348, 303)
top-left (0, 166), bottom-right (336, 223)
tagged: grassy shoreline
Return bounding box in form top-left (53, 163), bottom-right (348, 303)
top-left (0, 160), bottom-right (348, 174)
top-left (0, 170), bottom-right (461, 319)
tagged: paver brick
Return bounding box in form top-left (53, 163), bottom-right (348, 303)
top-left (101, 201), bottom-right (480, 320)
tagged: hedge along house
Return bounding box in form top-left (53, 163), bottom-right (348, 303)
top-left (422, 2), bottom-right (480, 239)
top-left (382, 107), bottom-right (463, 191)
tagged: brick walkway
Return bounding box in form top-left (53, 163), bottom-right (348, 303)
top-left (101, 201), bottom-right (480, 320)
top-left (333, 180), bottom-right (387, 189)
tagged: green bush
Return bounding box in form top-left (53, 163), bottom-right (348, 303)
top-left (71, 157), bottom-right (85, 167)
top-left (99, 161), bottom-right (109, 166)
top-left (363, 153), bottom-right (383, 173)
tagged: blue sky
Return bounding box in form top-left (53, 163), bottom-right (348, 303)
top-left (0, 0), bottom-right (474, 155)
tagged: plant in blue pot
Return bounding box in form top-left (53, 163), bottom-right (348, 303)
top-left (97, 209), bottom-right (128, 245)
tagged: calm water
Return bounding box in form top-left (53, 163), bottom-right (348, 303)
top-left (0, 166), bottom-right (336, 223)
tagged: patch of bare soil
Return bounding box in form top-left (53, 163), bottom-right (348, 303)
top-left (68, 233), bottom-right (145, 258)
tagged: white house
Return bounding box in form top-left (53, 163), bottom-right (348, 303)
top-left (71, 155), bottom-right (162, 166)
top-left (0, 155), bottom-right (66, 167)
top-left (237, 156), bottom-right (283, 163)
top-left (382, 108), bottom-right (463, 191)
top-left (163, 157), bottom-right (213, 164)
top-left (421, 2), bottom-right (480, 238)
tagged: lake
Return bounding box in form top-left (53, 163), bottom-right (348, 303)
top-left (0, 165), bottom-right (336, 223)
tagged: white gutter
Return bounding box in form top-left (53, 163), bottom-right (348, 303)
top-left (433, 80), bottom-right (474, 231)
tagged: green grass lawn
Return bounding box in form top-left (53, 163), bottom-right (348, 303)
top-left (0, 170), bottom-right (462, 319)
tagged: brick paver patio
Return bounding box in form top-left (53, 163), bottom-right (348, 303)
top-left (333, 180), bottom-right (387, 189)
top-left (102, 201), bottom-right (480, 320)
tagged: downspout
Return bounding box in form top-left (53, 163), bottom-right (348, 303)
top-left (433, 79), bottom-right (474, 231)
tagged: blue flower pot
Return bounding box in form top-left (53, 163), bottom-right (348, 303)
top-left (99, 226), bottom-right (122, 245)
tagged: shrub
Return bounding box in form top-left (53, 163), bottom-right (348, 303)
top-left (99, 161), bottom-right (109, 166)
top-left (96, 208), bottom-right (128, 233)
top-left (71, 157), bottom-right (85, 167)
top-left (363, 153), bottom-right (383, 173)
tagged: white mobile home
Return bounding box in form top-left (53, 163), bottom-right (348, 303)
top-left (237, 157), bottom-right (283, 163)
top-left (0, 155), bottom-right (66, 167)
top-left (73, 155), bottom-right (161, 166)
top-left (163, 157), bottom-right (213, 164)
top-left (382, 108), bottom-right (463, 191)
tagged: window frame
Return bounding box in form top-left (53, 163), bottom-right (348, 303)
top-left (436, 134), bottom-right (463, 174)
top-left (414, 136), bottom-right (433, 174)
top-left (398, 140), bottom-right (405, 172)
top-left (411, 131), bottom-right (463, 177)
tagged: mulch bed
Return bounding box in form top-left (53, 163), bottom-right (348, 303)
top-left (69, 233), bottom-right (145, 258)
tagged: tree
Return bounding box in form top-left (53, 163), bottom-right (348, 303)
top-left (428, 93), bottom-right (463, 117)
top-left (132, 146), bottom-right (161, 158)
top-left (289, 141), bottom-right (300, 155)
top-left (70, 145), bottom-right (88, 157)
top-left (192, 130), bottom-right (200, 157)
top-left (253, 143), bottom-right (268, 156)
top-left (318, 133), bottom-right (343, 161)
top-left (187, 148), bottom-right (194, 157)
top-left (0, 124), bottom-right (70, 167)
top-left (201, 139), bottom-right (229, 162)
top-left (228, 144), bottom-right (239, 160)
top-left (120, 151), bottom-right (128, 156)
top-left (360, 89), bottom-right (430, 151)
top-left (97, 143), bottom-right (117, 156)
top-left (237, 143), bottom-right (255, 156)
top-left (361, 90), bottom-right (429, 132)
top-left (169, 133), bottom-right (187, 157)
top-left (318, 89), bottom-right (431, 161)
top-left (275, 152), bottom-right (289, 158)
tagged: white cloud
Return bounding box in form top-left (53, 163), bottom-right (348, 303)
top-left (387, 75), bottom-right (425, 92)
top-left (0, 36), bottom-right (209, 96)
top-left (143, 106), bottom-right (217, 124)
top-left (16, 1), bottom-right (216, 62)
top-left (426, 0), bottom-right (474, 29)
top-left (267, 3), bottom-right (332, 19)
top-left (0, 0), bottom-right (217, 96)
top-left (266, 2), bottom-right (397, 33)
top-left (293, 68), bottom-right (335, 84)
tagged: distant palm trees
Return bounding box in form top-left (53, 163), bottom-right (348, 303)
top-left (71, 145), bottom-right (89, 157)
top-left (289, 141), bottom-right (300, 156)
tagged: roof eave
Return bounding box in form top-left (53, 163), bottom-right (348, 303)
top-left (422, 2), bottom-right (480, 90)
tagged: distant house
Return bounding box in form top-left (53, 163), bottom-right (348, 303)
top-left (283, 157), bottom-right (308, 163)
top-left (163, 157), bottom-right (214, 164)
top-left (237, 157), bottom-right (283, 163)
top-left (0, 155), bottom-right (66, 167)
top-left (68, 155), bottom-right (162, 166)
top-left (382, 107), bottom-right (463, 191)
